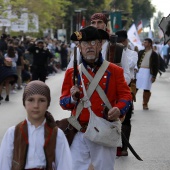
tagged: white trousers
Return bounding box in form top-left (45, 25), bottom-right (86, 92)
top-left (70, 132), bottom-right (116, 170)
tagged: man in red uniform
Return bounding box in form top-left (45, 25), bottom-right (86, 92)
top-left (60, 26), bottom-right (132, 170)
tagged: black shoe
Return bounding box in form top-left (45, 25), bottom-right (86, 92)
top-left (17, 86), bottom-right (22, 90)
top-left (0, 96), bottom-right (3, 100)
top-left (5, 95), bottom-right (9, 101)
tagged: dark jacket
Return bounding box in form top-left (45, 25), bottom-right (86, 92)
top-left (106, 43), bottom-right (124, 64)
top-left (27, 45), bottom-right (53, 67)
top-left (0, 39), bottom-right (7, 55)
top-left (137, 50), bottom-right (159, 78)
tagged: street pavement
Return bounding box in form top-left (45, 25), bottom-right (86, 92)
top-left (115, 67), bottom-right (170, 170)
top-left (0, 67), bottom-right (170, 170)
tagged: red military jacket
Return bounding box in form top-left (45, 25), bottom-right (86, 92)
top-left (60, 60), bottom-right (132, 124)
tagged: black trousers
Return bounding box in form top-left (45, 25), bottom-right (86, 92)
top-left (32, 66), bottom-right (47, 82)
top-left (122, 104), bottom-right (132, 126)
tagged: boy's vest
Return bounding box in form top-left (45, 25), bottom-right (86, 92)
top-left (12, 119), bottom-right (58, 170)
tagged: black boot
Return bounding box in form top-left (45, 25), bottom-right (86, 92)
top-left (121, 125), bottom-right (131, 156)
top-left (0, 96), bottom-right (3, 100)
top-left (5, 95), bottom-right (9, 101)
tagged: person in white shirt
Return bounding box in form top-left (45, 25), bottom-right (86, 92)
top-left (67, 13), bottom-right (131, 85)
top-left (0, 80), bottom-right (72, 170)
top-left (115, 30), bottom-right (138, 157)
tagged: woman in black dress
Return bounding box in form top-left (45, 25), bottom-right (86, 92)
top-left (0, 52), bottom-right (18, 103)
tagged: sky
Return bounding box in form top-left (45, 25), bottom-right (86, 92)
top-left (151, 0), bottom-right (169, 17)
top-left (148, 0), bottom-right (169, 31)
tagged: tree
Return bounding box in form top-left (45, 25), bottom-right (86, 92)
top-left (153, 11), bottom-right (164, 40)
top-left (153, 11), bottom-right (164, 31)
top-left (132, 0), bottom-right (155, 27)
top-left (64, 0), bottom-right (106, 41)
top-left (0, 0), bottom-right (71, 32)
top-left (109, 0), bottom-right (132, 13)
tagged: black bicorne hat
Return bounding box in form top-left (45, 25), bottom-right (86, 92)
top-left (115, 30), bottom-right (128, 43)
top-left (70, 26), bottom-right (109, 41)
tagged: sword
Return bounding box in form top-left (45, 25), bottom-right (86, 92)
top-left (103, 107), bottom-right (142, 161)
top-left (121, 131), bottom-right (143, 161)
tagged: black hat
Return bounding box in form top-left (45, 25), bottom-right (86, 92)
top-left (36, 39), bottom-right (44, 44)
top-left (1, 33), bottom-right (7, 39)
top-left (70, 26), bottom-right (109, 41)
top-left (115, 30), bottom-right (128, 39)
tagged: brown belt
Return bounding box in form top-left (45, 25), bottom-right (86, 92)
top-left (80, 122), bottom-right (88, 133)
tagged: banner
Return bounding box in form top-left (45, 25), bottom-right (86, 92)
top-left (127, 24), bottom-right (143, 50)
top-left (110, 12), bottom-right (122, 33)
top-left (0, 9), bottom-right (39, 32)
top-left (137, 20), bottom-right (143, 34)
top-left (0, 19), bottom-right (11, 27)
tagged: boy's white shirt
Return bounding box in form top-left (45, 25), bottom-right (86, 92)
top-left (124, 48), bottom-right (138, 79)
top-left (0, 118), bottom-right (72, 170)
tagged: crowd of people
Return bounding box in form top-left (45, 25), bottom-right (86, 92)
top-left (0, 12), bottom-right (170, 170)
top-left (0, 33), bottom-right (73, 104)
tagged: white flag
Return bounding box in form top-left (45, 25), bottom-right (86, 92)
top-left (127, 24), bottom-right (143, 50)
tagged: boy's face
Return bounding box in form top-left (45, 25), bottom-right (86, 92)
top-left (25, 94), bottom-right (48, 123)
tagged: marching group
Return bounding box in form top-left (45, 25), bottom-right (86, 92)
top-left (0, 12), bottom-right (169, 170)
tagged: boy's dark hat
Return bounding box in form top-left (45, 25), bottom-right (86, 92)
top-left (115, 30), bottom-right (128, 39)
top-left (70, 26), bottom-right (109, 41)
top-left (23, 80), bottom-right (51, 107)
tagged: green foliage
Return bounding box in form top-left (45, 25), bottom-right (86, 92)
top-left (64, 0), bottom-right (106, 41)
top-left (0, 0), bottom-right (157, 40)
top-left (153, 11), bottom-right (164, 31)
top-left (1, 0), bottom-right (71, 31)
top-left (66, 0), bottom-right (106, 21)
top-left (132, 0), bottom-right (155, 25)
top-left (152, 11), bottom-right (164, 39)
top-left (110, 0), bottom-right (132, 13)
